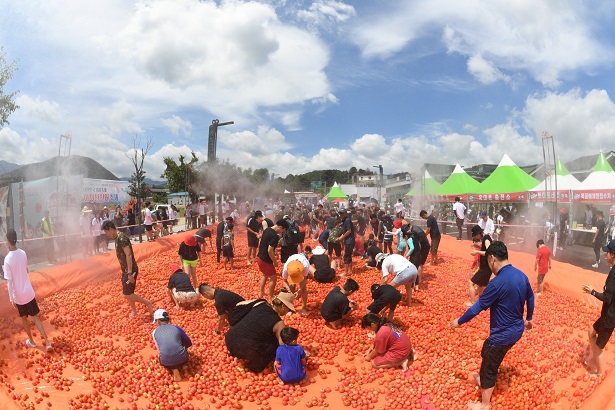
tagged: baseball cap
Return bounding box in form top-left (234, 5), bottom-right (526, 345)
top-left (339, 208), bottom-right (348, 214)
top-left (194, 235), bottom-right (205, 244)
top-left (152, 309), bottom-right (169, 323)
top-left (184, 236), bottom-right (197, 247)
top-left (479, 211), bottom-right (487, 217)
top-left (375, 253), bottom-right (388, 263)
top-left (602, 239), bottom-right (615, 253)
top-left (254, 210), bottom-right (263, 218)
top-left (170, 264), bottom-right (182, 275)
top-left (286, 260), bottom-right (305, 284)
top-left (393, 219), bottom-right (403, 229)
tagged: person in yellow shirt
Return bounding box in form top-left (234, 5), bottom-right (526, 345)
top-left (40, 210), bottom-right (56, 264)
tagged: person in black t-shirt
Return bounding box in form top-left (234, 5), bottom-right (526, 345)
top-left (320, 278), bottom-right (359, 329)
top-left (198, 284), bottom-right (245, 335)
top-left (257, 219), bottom-right (289, 299)
top-left (337, 208), bottom-right (356, 277)
top-left (421, 210), bottom-right (441, 266)
top-left (308, 246), bottom-right (336, 283)
top-left (246, 211), bottom-right (264, 265)
top-left (167, 265), bottom-right (199, 308)
top-left (367, 284), bottom-right (402, 321)
top-left (365, 243), bottom-right (383, 268)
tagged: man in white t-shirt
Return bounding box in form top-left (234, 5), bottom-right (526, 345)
top-left (478, 211), bottom-right (495, 236)
top-left (378, 253), bottom-right (418, 306)
top-left (452, 196), bottom-right (466, 241)
top-left (394, 199), bottom-right (405, 219)
top-left (143, 202), bottom-right (154, 242)
top-left (281, 253), bottom-right (311, 315)
top-left (4, 229), bottom-right (53, 352)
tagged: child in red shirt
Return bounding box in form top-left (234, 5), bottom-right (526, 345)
top-left (470, 239), bottom-right (481, 273)
top-left (534, 239), bottom-right (551, 295)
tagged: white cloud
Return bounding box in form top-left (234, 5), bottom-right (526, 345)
top-left (353, 0), bottom-right (614, 86)
top-left (15, 95), bottom-right (61, 124)
top-left (297, 0), bottom-right (356, 29)
top-left (162, 115), bottom-right (192, 137)
top-left (101, 101), bottom-right (142, 137)
top-left (466, 54), bottom-right (510, 85)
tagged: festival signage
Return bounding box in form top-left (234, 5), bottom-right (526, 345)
top-left (467, 192), bottom-right (527, 203)
top-left (529, 190), bottom-right (571, 202)
top-left (572, 189), bottom-right (615, 204)
top-left (0, 185), bottom-right (9, 241)
top-left (81, 178), bottom-right (130, 206)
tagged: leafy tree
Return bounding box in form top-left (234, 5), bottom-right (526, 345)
top-left (161, 152), bottom-right (199, 193)
top-left (126, 136), bottom-right (153, 242)
top-left (0, 48), bottom-right (19, 128)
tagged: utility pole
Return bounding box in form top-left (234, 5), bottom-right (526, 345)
top-left (373, 165), bottom-right (383, 204)
top-left (207, 119), bottom-right (234, 222)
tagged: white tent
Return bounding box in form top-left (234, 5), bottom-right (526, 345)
top-left (531, 158), bottom-right (580, 191)
top-left (579, 152), bottom-right (615, 189)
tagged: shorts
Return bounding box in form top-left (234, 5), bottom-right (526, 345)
top-left (328, 242), bottom-right (341, 258)
top-left (256, 256), bottom-right (277, 277)
top-left (121, 272), bottom-right (138, 295)
top-left (392, 265), bottom-right (418, 286)
top-left (430, 236), bottom-right (441, 255)
top-left (145, 224), bottom-right (153, 232)
top-left (479, 339), bottom-right (514, 389)
top-left (183, 259), bottom-right (198, 268)
top-left (16, 298), bottom-right (40, 317)
top-left (222, 246), bottom-right (234, 258)
top-left (471, 268), bottom-right (492, 287)
top-left (593, 317), bottom-right (615, 349)
top-left (314, 268), bottom-right (336, 283)
top-left (162, 357), bottom-right (188, 371)
top-left (537, 274), bottom-right (546, 285)
top-left (343, 242), bottom-right (354, 265)
top-left (172, 289), bottom-right (199, 304)
top-left (420, 245), bottom-right (430, 266)
top-left (247, 233), bottom-right (259, 248)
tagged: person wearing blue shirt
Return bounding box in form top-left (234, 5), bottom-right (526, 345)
top-left (450, 241), bottom-right (534, 410)
top-left (152, 309), bottom-right (193, 381)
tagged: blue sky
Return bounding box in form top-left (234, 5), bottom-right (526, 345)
top-left (1, 0), bottom-right (614, 180)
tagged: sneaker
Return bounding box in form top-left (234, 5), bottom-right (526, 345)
top-left (26, 339), bottom-right (37, 348)
top-left (592, 263), bottom-right (599, 268)
top-left (46, 344), bottom-right (53, 352)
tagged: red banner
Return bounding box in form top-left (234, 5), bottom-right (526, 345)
top-left (467, 192), bottom-right (528, 202)
top-left (528, 190), bottom-right (571, 202)
top-left (572, 190), bottom-right (615, 204)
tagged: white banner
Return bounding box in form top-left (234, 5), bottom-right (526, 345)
top-left (0, 185), bottom-right (9, 241)
top-left (81, 178), bottom-right (130, 206)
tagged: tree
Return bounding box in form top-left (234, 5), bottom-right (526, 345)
top-left (126, 136), bottom-right (153, 242)
top-left (161, 152), bottom-right (199, 193)
top-left (0, 48), bottom-right (19, 128)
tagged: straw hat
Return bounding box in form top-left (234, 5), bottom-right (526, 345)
top-left (81, 206), bottom-right (92, 213)
top-left (274, 292), bottom-right (296, 313)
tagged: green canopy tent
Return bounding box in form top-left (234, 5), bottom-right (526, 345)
top-left (423, 170), bottom-right (442, 196)
top-left (474, 154), bottom-right (539, 199)
top-left (326, 182), bottom-right (348, 200)
top-left (439, 164), bottom-right (481, 196)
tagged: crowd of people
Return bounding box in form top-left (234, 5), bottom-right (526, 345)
top-left (6, 196), bottom-right (615, 410)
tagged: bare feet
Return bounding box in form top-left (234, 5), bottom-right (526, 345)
top-left (145, 300), bottom-right (154, 316)
top-left (467, 401), bottom-right (490, 410)
top-left (411, 349), bottom-right (418, 361)
top-left (300, 309), bottom-right (308, 316)
top-left (172, 369), bottom-right (182, 382)
top-left (401, 358), bottom-right (409, 372)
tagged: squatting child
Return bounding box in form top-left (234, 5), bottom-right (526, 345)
top-left (275, 327), bottom-right (308, 384)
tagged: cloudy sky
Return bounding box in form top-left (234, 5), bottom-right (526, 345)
top-left (1, 0), bottom-right (614, 180)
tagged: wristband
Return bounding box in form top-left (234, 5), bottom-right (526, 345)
top-left (591, 290), bottom-right (595, 297)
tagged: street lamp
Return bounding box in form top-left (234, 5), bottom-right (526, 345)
top-left (373, 165), bottom-right (383, 204)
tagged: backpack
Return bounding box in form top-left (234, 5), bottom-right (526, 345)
top-left (223, 230), bottom-right (233, 247)
top-left (283, 219), bottom-right (303, 245)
